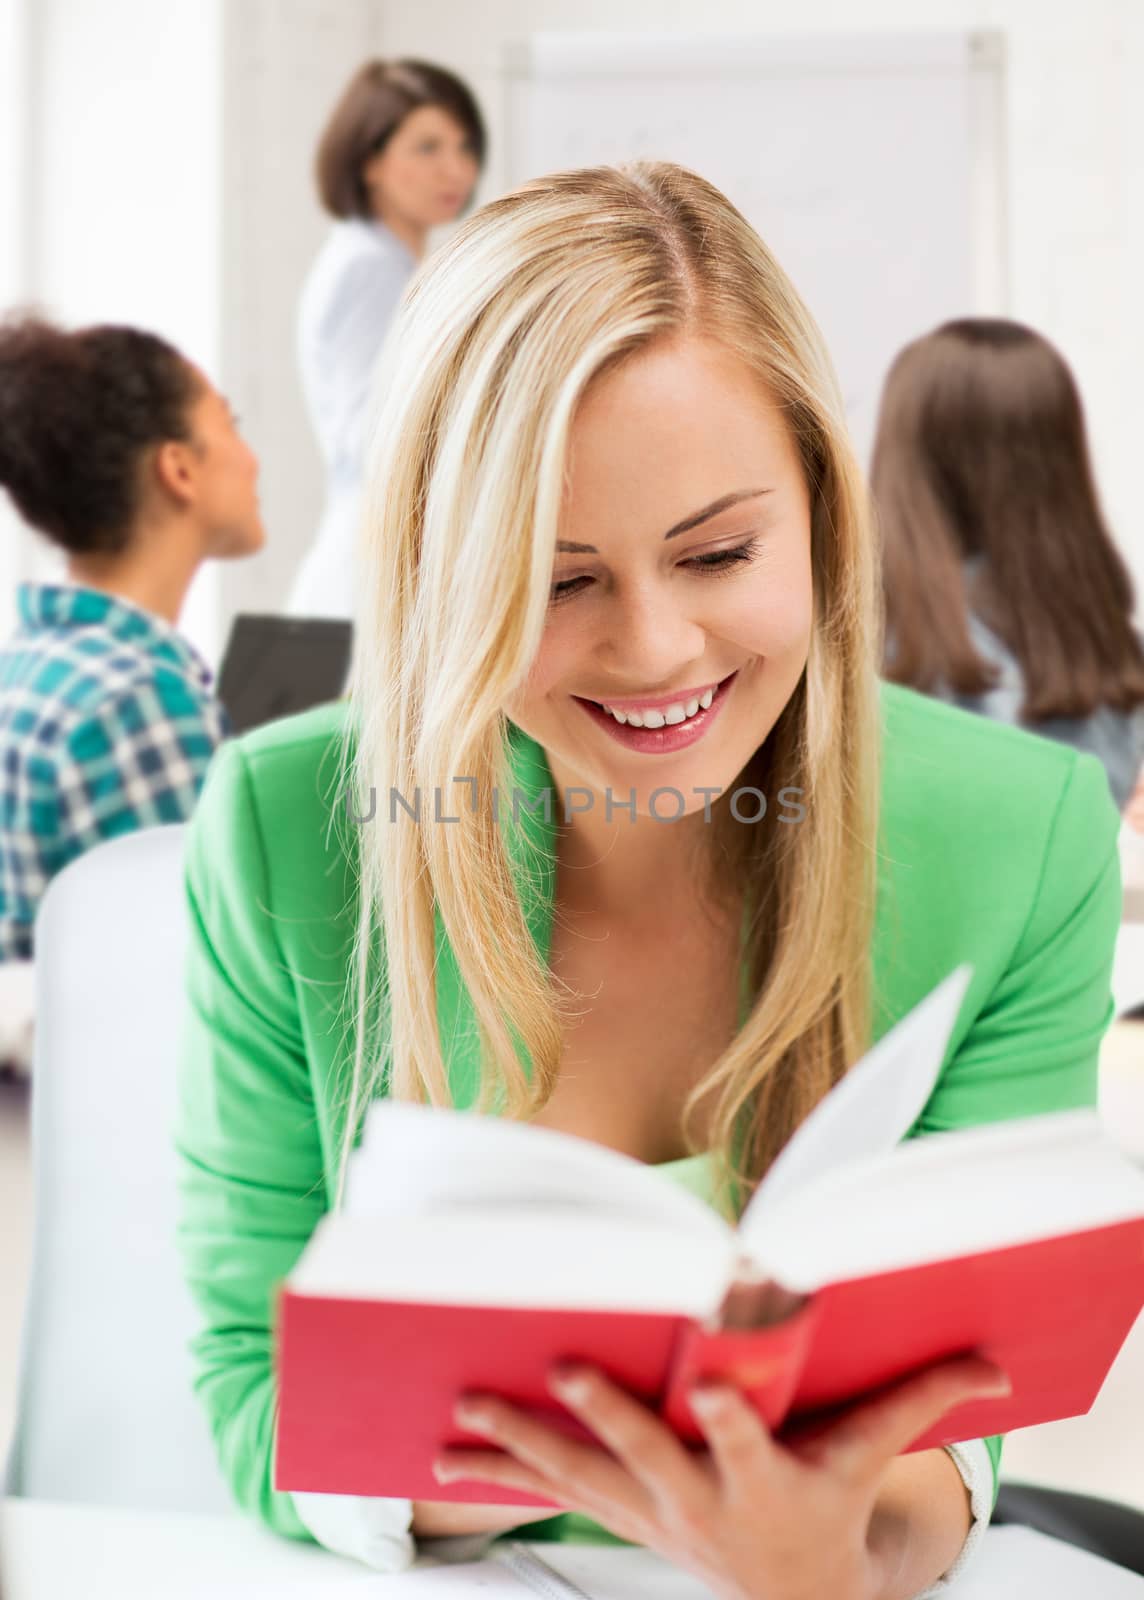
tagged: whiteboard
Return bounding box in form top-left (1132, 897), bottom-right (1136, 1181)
top-left (503, 32), bottom-right (1007, 465)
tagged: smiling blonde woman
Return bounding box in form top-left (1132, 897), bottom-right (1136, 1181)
top-left (176, 165), bottom-right (1120, 1598)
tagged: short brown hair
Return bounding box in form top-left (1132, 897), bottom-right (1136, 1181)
top-left (315, 59), bottom-right (486, 221)
top-left (872, 318), bottom-right (1144, 720)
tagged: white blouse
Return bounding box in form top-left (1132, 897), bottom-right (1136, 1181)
top-left (289, 219), bottom-right (416, 620)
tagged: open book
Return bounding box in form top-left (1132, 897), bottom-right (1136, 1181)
top-left (274, 967), bottom-right (1144, 1504)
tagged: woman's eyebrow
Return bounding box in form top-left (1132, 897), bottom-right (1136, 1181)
top-left (556, 487), bottom-right (772, 554)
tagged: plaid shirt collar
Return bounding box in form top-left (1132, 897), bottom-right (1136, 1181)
top-left (16, 582), bottom-right (214, 693)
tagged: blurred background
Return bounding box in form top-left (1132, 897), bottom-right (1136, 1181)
top-left (1, 0), bottom-right (1141, 667)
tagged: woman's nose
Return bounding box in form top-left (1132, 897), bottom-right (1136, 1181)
top-left (602, 584), bottom-right (706, 686)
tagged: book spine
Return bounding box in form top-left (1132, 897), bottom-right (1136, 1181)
top-left (662, 1298), bottom-right (820, 1440)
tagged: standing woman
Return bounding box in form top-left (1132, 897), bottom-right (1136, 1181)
top-left (872, 318), bottom-right (1144, 811)
top-left (178, 167), bottom-right (1120, 1593)
top-left (0, 316), bottom-right (264, 960)
top-left (288, 59), bottom-right (485, 619)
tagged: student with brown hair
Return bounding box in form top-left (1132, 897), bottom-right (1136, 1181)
top-left (289, 59), bottom-right (485, 620)
top-left (872, 317), bottom-right (1144, 810)
top-left (0, 315), bottom-right (264, 959)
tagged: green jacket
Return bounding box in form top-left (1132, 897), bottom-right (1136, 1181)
top-left (175, 683), bottom-right (1121, 1542)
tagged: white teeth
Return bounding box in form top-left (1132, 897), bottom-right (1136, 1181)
top-left (598, 682), bottom-right (721, 728)
top-left (595, 691), bottom-right (720, 732)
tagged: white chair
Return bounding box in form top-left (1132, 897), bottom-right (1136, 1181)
top-left (4, 824), bottom-right (234, 1513)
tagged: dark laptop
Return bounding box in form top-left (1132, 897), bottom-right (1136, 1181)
top-left (216, 614), bottom-right (353, 736)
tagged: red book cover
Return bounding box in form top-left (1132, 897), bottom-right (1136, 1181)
top-left (275, 1219), bottom-right (1144, 1504)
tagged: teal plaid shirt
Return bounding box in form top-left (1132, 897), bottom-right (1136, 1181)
top-left (0, 583), bottom-right (229, 960)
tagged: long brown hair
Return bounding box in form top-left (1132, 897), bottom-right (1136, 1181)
top-left (872, 318), bottom-right (1144, 719)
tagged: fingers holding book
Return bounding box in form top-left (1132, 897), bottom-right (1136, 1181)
top-left (433, 1363), bottom-right (728, 1548)
top-left (430, 1355), bottom-right (1011, 1600)
top-left (783, 1354), bottom-right (1012, 1485)
top-left (433, 1370), bottom-right (665, 1545)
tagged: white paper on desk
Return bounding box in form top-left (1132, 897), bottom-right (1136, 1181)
top-left (372, 1544), bottom-right (714, 1596)
top-left (376, 1529), bottom-right (1144, 1597)
top-left (510, 1545), bottom-right (715, 1597)
top-left (948, 1526), bottom-right (1144, 1596)
top-left (536, 1532), bottom-right (1144, 1599)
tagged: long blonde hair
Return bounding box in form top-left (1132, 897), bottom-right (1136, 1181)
top-left (339, 161), bottom-right (882, 1204)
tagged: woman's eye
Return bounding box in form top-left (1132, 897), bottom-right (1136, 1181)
top-left (549, 576), bottom-right (593, 604)
top-left (684, 539), bottom-right (760, 573)
top-left (548, 538), bottom-right (760, 607)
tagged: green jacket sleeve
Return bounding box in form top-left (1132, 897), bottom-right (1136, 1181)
top-left (917, 749), bottom-right (1122, 1497)
top-left (920, 749), bottom-right (1120, 1131)
top-left (174, 739), bottom-right (326, 1542)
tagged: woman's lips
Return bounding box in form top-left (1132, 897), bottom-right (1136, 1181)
top-left (589, 678), bottom-right (725, 714)
top-left (573, 671), bottom-right (737, 755)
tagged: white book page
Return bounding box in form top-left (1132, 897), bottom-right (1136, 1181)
top-left (290, 1211), bottom-right (734, 1314)
top-left (737, 964), bottom-right (972, 1254)
top-left (754, 1109), bottom-right (1144, 1292)
top-left (344, 1102), bottom-right (731, 1244)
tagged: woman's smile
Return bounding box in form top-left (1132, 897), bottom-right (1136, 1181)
top-left (573, 670), bottom-right (738, 755)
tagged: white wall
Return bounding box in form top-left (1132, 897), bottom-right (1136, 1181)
top-left (0, 0), bottom-right (32, 638)
top-left (34, 0), bottom-right (223, 358)
top-left (0, 0), bottom-right (31, 304)
top-left (368, 0), bottom-right (1144, 597)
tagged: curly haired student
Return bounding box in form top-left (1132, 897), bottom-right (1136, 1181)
top-left (0, 316), bottom-right (263, 959)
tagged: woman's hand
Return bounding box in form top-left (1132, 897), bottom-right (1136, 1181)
top-left (431, 1355), bottom-right (1009, 1600)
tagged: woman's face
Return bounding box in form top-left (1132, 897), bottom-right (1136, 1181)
top-left (362, 106), bottom-right (479, 232)
top-left (187, 375), bottom-right (266, 559)
top-left (506, 336), bottom-right (814, 820)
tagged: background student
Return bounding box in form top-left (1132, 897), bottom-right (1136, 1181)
top-left (871, 317), bottom-right (1144, 811)
top-left (0, 315), bottom-right (264, 961)
top-left (287, 58), bottom-right (485, 620)
top-left (177, 164), bottom-right (1120, 1594)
